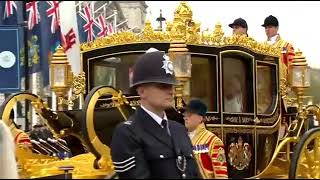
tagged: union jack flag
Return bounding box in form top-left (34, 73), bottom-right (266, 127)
top-left (46, 1), bottom-right (59, 34)
top-left (82, 4), bottom-right (94, 42)
top-left (107, 23), bottom-right (114, 35)
top-left (61, 28), bottom-right (76, 51)
top-left (97, 14), bottom-right (107, 37)
top-left (26, 1), bottom-right (40, 30)
top-left (4, 0), bottom-right (17, 18)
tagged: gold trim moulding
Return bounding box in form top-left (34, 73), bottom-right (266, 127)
top-left (207, 115), bottom-right (281, 129)
top-left (80, 31), bottom-right (281, 58)
top-left (80, 31), bottom-right (170, 52)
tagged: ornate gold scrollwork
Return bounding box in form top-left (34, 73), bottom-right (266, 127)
top-left (279, 53), bottom-right (296, 108)
top-left (58, 72), bottom-right (86, 107)
top-left (210, 22), bottom-right (224, 46)
top-left (254, 117), bottom-right (261, 124)
top-left (305, 105), bottom-right (320, 120)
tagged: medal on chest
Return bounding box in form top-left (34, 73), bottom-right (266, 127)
top-left (193, 144), bottom-right (209, 154)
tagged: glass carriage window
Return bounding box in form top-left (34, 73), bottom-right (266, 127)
top-left (93, 66), bottom-right (116, 87)
top-left (90, 53), bottom-right (143, 94)
top-left (222, 53), bottom-right (254, 113)
top-left (256, 64), bottom-right (277, 114)
top-left (190, 55), bottom-right (217, 111)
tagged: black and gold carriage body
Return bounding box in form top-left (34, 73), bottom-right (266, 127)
top-left (81, 38), bottom-right (281, 179)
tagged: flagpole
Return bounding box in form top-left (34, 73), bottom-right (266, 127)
top-left (31, 73), bottom-right (39, 127)
top-left (91, 1), bottom-right (94, 18)
top-left (113, 9), bottom-right (117, 33)
top-left (22, 1), bottom-right (30, 131)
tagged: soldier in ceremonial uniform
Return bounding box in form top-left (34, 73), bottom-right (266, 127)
top-left (110, 49), bottom-right (200, 179)
top-left (262, 15), bottom-right (295, 68)
top-left (183, 99), bottom-right (228, 179)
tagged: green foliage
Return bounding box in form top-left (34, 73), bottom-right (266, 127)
top-left (305, 68), bottom-right (320, 104)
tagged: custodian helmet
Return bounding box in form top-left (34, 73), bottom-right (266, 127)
top-left (130, 50), bottom-right (178, 88)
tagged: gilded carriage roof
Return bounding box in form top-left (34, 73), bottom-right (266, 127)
top-left (80, 1), bottom-right (281, 57)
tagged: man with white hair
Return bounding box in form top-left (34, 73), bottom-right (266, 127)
top-left (224, 75), bottom-right (244, 113)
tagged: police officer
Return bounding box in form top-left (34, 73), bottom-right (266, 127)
top-left (110, 49), bottom-right (200, 179)
top-left (228, 18), bottom-right (248, 36)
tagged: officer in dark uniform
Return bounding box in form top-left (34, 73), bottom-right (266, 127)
top-left (110, 49), bottom-right (200, 179)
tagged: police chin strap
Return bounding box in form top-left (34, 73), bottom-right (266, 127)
top-left (176, 155), bottom-right (187, 179)
top-left (169, 131), bottom-right (187, 179)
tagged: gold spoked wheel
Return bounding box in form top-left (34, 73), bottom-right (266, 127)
top-left (289, 127), bottom-right (320, 179)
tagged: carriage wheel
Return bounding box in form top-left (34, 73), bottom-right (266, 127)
top-left (289, 127), bottom-right (320, 179)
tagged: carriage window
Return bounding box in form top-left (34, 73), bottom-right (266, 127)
top-left (222, 54), bottom-right (253, 113)
top-left (90, 54), bottom-right (143, 94)
top-left (257, 64), bottom-right (276, 114)
top-left (190, 56), bottom-right (217, 111)
top-left (93, 66), bottom-right (116, 87)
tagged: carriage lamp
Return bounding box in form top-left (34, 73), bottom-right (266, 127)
top-left (50, 46), bottom-right (73, 111)
top-left (289, 49), bottom-right (313, 133)
top-left (289, 50), bottom-right (320, 136)
top-left (290, 49), bottom-right (310, 90)
top-left (169, 39), bottom-right (192, 108)
top-left (290, 49), bottom-right (310, 110)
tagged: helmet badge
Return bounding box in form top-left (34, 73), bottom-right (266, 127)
top-left (162, 54), bottom-right (174, 75)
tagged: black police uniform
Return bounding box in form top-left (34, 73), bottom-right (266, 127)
top-left (110, 50), bottom-right (200, 179)
top-left (111, 107), bottom-right (200, 179)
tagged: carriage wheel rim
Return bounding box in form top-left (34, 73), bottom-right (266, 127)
top-left (289, 127), bottom-right (320, 179)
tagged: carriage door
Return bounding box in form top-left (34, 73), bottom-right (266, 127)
top-left (220, 50), bottom-right (256, 178)
top-left (255, 59), bottom-right (280, 174)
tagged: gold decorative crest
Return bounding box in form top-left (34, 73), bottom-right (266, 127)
top-left (228, 136), bottom-right (252, 170)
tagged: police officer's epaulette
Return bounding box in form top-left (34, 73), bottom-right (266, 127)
top-left (123, 120), bottom-right (133, 125)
